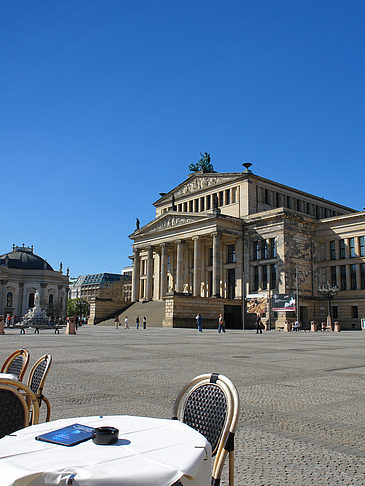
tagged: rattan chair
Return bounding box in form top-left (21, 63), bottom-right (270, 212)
top-left (27, 354), bottom-right (52, 422)
top-left (0, 378), bottom-right (39, 438)
top-left (1, 349), bottom-right (30, 381)
top-left (172, 373), bottom-right (240, 486)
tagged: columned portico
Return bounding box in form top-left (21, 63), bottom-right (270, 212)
top-left (212, 232), bottom-right (221, 297)
top-left (176, 240), bottom-right (184, 293)
top-left (132, 248), bottom-right (140, 302)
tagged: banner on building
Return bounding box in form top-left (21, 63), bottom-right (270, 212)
top-left (272, 293), bottom-right (296, 312)
top-left (246, 294), bottom-right (267, 314)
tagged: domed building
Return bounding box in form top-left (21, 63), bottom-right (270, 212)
top-left (0, 245), bottom-right (69, 319)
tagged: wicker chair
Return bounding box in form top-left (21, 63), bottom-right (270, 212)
top-left (27, 354), bottom-right (52, 422)
top-left (0, 378), bottom-right (39, 438)
top-left (1, 349), bottom-right (30, 381)
top-left (172, 373), bottom-right (240, 486)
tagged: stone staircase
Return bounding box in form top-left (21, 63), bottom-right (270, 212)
top-left (97, 301), bottom-right (165, 327)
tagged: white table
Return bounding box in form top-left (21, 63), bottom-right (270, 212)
top-left (0, 415), bottom-right (212, 486)
top-left (0, 373), bottom-right (18, 380)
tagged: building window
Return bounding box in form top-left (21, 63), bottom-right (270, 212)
top-left (227, 268), bottom-right (235, 299)
top-left (296, 199), bottom-right (300, 211)
top-left (261, 240), bottom-right (268, 259)
top-left (349, 238), bottom-right (356, 258)
top-left (350, 264), bottom-right (357, 290)
top-left (332, 306), bottom-right (338, 319)
top-left (360, 236), bottom-right (365, 257)
top-left (330, 241), bottom-right (336, 260)
top-left (361, 263), bottom-right (365, 289)
top-left (232, 187), bottom-right (237, 203)
top-left (331, 266), bottom-right (337, 286)
top-left (269, 238), bottom-right (277, 258)
top-left (227, 244), bottom-right (236, 263)
top-left (253, 266), bottom-right (259, 291)
top-left (315, 206), bottom-right (320, 218)
top-left (339, 239), bottom-right (346, 259)
top-left (352, 306), bottom-right (358, 319)
top-left (253, 241), bottom-right (259, 260)
top-left (276, 193), bottom-right (280, 207)
top-left (270, 264), bottom-right (277, 289)
top-left (200, 197), bottom-right (205, 211)
top-left (6, 292), bottom-right (13, 307)
top-left (262, 265), bottom-right (268, 288)
top-left (28, 293), bottom-right (35, 308)
top-left (48, 294), bottom-right (54, 308)
top-left (208, 248), bottom-right (213, 266)
top-left (225, 189), bottom-right (230, 205)
top-left (219, 191), bottom-right (224, 206)
top-left (206, 195), bottom-right (211, 210)
top-left (194, 199), bottom-right (199, 212)
top-left (264, 189), bottom-right (269, 205)
top-left (340, 265), bottom-right (346, 290)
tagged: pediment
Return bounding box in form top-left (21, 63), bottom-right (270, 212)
top-left (156, 172), bottom-right (241, 203)
top-left (132, 213), bottom-right (207, 237)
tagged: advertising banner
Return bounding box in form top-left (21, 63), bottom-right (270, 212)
top-left (272, 293), bottom-right (296, 312)
top-left (246, 294), bottom-right (267, 314)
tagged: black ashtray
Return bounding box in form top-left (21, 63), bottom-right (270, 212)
top-left (92, 426), bottom-right (119, 445)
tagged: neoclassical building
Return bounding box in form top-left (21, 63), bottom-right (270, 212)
top-left (129, 167), bottom-right (365, 329)
top-left (0, 245), bottom-right (69, 319)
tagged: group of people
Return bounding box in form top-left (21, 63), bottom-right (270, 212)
top-left (195, 313), bottom-right (227, 333)
top-left (114, 315), bottom-right (147, 330)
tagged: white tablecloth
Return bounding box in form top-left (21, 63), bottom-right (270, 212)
top-left (0, 415), bottom-right (212, 486)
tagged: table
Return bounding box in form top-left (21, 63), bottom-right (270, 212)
top-left (0, 415), bottom-right (212, 486)
top-left (0, 373), bottom-right (17, 380)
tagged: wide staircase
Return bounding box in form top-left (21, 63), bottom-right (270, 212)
top-left (97, 301), bottom-right (165, 327)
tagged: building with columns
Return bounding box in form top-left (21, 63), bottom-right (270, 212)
top-left (0, 245), bottom-right (69, 320)
top-left (129, 168), bottom-right (365, 330)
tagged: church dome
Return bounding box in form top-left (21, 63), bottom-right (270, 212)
top-left (0, 246), bottom-right (54, 271)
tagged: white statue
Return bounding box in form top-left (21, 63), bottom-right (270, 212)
top-left (34, 290), bottom-right (40, 307)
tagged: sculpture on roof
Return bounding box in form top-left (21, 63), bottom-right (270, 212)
top-left (136, 218), bottom-right (140, 230)
top-left (188, 152), bottom-right (215, 173)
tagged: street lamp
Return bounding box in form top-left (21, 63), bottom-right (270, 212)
top-left (318, 280), bottom-right (339, 329)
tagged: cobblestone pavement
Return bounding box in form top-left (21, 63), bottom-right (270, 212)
top-left (1, 327), bottom-right (365, 485)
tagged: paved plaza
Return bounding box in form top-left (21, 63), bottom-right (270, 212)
top-left (1, 326), bottom-right (365, 485)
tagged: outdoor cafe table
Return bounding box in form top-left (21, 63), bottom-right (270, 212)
top-left (0, 415), bottom-right (212, 486)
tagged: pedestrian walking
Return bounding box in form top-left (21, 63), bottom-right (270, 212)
top-left (114, 315), bottom-right (120, 329)
top-left (218, 313), bottom-right (226, 333)
top-left (124, 316), bottom-right (129, 329)
top-left (143, 316), bottom-right (147, 329)
top-left (136, 315), bottom-right (140, 329)
top-left (195, 313), bottom-right (202, 333)
top-left (255, 315), bottom-right (262, 334)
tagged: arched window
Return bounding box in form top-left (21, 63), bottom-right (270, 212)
top-left (6, 292), bottom-right (13, 307)
top-left (28, 293), bottom-right (35, 308)
top-left (48, 294), bottom-right (54, 308)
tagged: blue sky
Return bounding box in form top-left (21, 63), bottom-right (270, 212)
top-left (1, 1), bottom-right (364, 277)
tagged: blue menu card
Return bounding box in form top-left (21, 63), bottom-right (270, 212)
top-left (35, 423), bottom-right (95, 446)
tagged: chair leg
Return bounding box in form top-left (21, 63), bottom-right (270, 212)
top-left (228, 451), bottom-right (234, 486)
top-left (43, 395), bottom-right (51, 422)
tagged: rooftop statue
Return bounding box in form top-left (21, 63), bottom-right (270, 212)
top-left (188, 152), bottom-right (215, 173)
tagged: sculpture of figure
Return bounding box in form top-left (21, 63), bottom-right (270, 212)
top-left (213, 194), bottom-right (219, 210)
top-left (171, 194), bottom-right (176, 211)
top-left (59, 262), bottom-right (63, 273)
top-left (188, 152), bottom-right (215, 173)
top-left (34, 290), bottom-right (40, 307)
top-left (136, 218), bottom-right (140, 229)
top-left (67, 267), bottom-right (70, 276)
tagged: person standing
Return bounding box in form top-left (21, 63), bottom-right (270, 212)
top-left (136, 315), bottom-right (140, 329)
top-left (255, 315), bottom-right (262, 334)
top-left (124, 316), bottom-right (129, 329)
top-left (195, 313), bottom-right (202, 333)
top-left (114, 315), bottom-right (120, 329)
top-left (143, 316), bottom-right (147, 329)
top-left (218, 313), bottom-right (226, 333)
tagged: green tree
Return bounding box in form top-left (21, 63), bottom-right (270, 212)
top-left (67, 298), bottom-right (89, 317)
top-left (188, 152), bottom-right (215, 173)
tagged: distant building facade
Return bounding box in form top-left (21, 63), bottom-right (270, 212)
top-left (129, 168), bottom-right (365, 330)
top-left (0, 245), bottom-right (69, 319)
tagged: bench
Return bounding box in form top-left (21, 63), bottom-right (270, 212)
top-left (16, 325), bottom-right (65, 334)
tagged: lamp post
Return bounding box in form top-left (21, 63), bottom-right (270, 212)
top-left (318, 280), bottom-right (339, 329)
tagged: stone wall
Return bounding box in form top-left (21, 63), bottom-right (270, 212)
top-left (88, 298), bottom-right (130, 325)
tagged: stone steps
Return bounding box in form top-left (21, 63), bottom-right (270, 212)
top-left (97, 301), bottom-right (165, 327)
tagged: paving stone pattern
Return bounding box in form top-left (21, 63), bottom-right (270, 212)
top-left (1, 327), bottom-right (365, 485)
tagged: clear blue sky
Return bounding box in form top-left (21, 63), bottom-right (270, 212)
top-left (1, 1), bottom-right (364, 277)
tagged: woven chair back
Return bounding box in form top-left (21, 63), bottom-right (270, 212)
top-left (1, 349), bottom-right (30, 381)
top-left (28, 354), bottom-right (52, 395)
top-left (183, 382), bottom-right (227, 454)
top-left (0, 385), bottom-right (29, 438)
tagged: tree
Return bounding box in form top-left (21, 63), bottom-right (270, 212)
top-left (67, 298), bottom-right (89, 317)
top-left (188, 152), bottom-right (215, 173)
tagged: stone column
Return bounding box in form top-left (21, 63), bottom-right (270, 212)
top-left (266, 264), bottom-right (271, 290)
top-left (193, 237), bottom-right (201, 297)
top-left (18, 282), bottom-right (24, 317)
top-left (0, 280), bottom-right (7, 316)
top-left (0, 315), bottom-right (4, 335)
top-left (335, 239), bottom-right (340, 260)
top-left (40, 283), bottom-right (47, 308)
top-left (57, 285), bottom-right (62, 317)
top-left (146, 246), bottom-right (154, 301)
top-left (212, 232), bottom-right (221, 297)
top-left (258, 265), bottom-right (263, 290)
top-left (236, 238), bottom-right (243, 298)
top-left (336, 266), bottom-right (341, 288)
top-left (356, 263), bottom-right (361, 290)
top-left (131, 248), bottom-right (140, 302)
top-left (160, 243), bottom-right (167, 299)
top-left (176, 240), bottom-right (184, 293)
